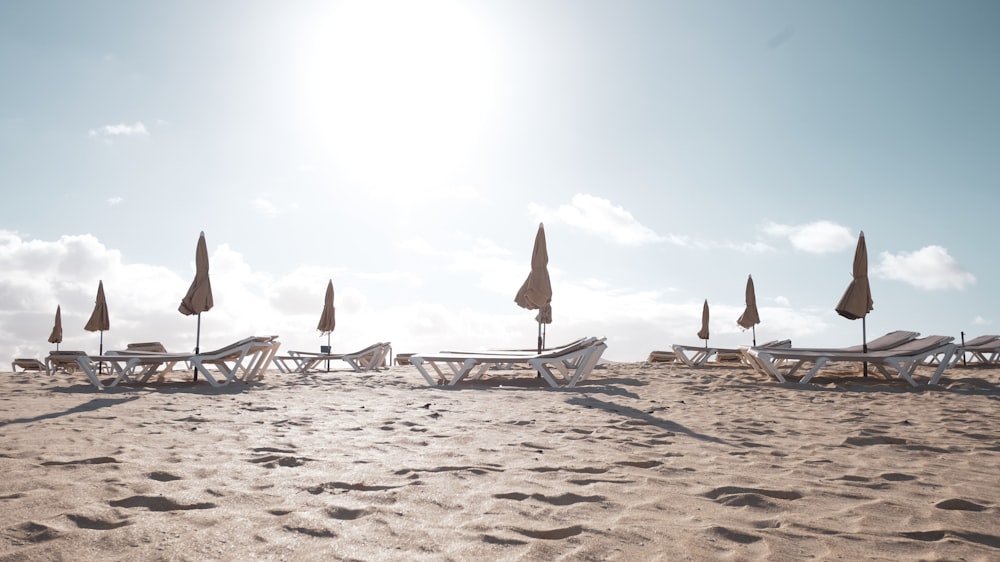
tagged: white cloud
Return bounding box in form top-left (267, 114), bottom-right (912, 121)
top-left (717, 240), bottom-right (776, 254)
top-left (774, 296), bottom-right (791, 307)
top-left (875, 246), bottom-right (976, 290)
top-left (973, 316), bottom-right (991, 326)
top-left (88, 122), bottom-right (149, 138)
top-left (531, 194), bottom-right (671, 246)
top-left (763, 220), bottom-right (856, 253)
top-left (0, 231), bottom-right (871, 366)
top-left (107, 197), bottom-right (123, 206)
top-left (254, 197), bottom-right (279, 216)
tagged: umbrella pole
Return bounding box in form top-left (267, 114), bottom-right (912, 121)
top-left (752, 326), bottom-right (757, 347)
top-left (98, 331), bottom-right (103, 375)
top-left (862, 317), bottom-right (868, 378)
top-left (961, 331), bottom-right (967, 366)
top-left (326, 332), bottom-right (331, 373)
top-left (194, 313), bottom-right (201, 382)
top-left (536, 320), bottom-right (542, 378)
top-left (542, 323), bottom-right (547, 350)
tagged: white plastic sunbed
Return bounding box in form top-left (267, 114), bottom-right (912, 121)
top-left (744, 335), bottom-right (956, 387)
top-left (409, 337), bottom-right (607, 388)
top-left (668, 339), bottom-right (792, 367)
top-left (50, 336), bottom-right (281, 390)
top-left (272, 342), bottom-right (391, 373)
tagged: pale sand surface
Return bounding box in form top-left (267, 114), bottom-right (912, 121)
top-left (2, 361), bottom-right (1000, 561)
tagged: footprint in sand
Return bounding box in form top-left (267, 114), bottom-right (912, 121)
top-left (4, 521), bottom-right (62, 545)
top-left (306, 481), bottom-right (403, 494)
top-left (708, 525), bottom-right (762, 544)
top-left (249, 454), bottom-right (309, 468)
top-left (935, 498), bottom-right (988, 511)
top-left (283, 525), bottom-right (337, 538)
top-left (109, 495), bottom-right (216, 511)
top-left (615, 460), bottom-right (662, 469)
top-left (40, 456), bottom-right (119, 466)
top-left (493, 492), bottom-right (605, 506)
top-left (527, 466), bottom-right (608, 474)
top-left (64, 513), bottom-right (130, 530)
top-left (880, 472), bottom-right (917, 482)
top-left (482, 534), bottom-right (528, 546)
top-left (325, 506), bottom-right (370, 520)
top-left (147, 471), bottom-right (182, 482)
top-left (511, 525), bottom-right (583, 540)
top-left (902, 530), bottom-right (1000, 549)
top-left (704, 486), bottom-right (802, 508)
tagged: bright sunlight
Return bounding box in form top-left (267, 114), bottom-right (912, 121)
top-left (305, 1), bottom-right (496, 198)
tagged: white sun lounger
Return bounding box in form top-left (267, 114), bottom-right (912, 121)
top-left (272, 342), bottom-right (391, 373)
top-left (11, 358), bottom-right (48, 373)
top-left (409, 337), bottom-right (607, 388)
top-left (668, 339), bottom-right (792, 367)
top-left (54, 336), bottom-right (281, 390)
top-left (744, 335), bottom-right (956, 387)
top-left (938, 335), bottom-right (1000, 366)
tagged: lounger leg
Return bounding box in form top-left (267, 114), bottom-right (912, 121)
top-left (75, 357), bottom-right (105, 390)
top-left (529, 358), bottom-right (561, 388)
top-left (448, 359), bottom-right (478, 385)
top-left (409, 357), bottom-right (440, 385)
top-left (754, 352), bottom-right (790, 383)
top-left (566, 345), bottom-right (606, 387)
top-left (929, 350), bottom-right (954, 385)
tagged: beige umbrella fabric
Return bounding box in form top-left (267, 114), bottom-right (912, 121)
top-left (835, 231), bottom-right (873, 321)
top-left (317, 279), bottom-right (336, 335)
top-left (835, 230), bottom-right (873, 375)
top-left (84, 280), bottom-right (110, 367)
top-left (48, 305), bottom-right (63, 350)
top-left (317, 280), bottom-right (336, 369)
top-left (737, 275), bottom-right (760, 345)
top-left (515, 223), bottom-right (553, 352)
top-left (179, 231), bottom-right (214, 357)
top-left (697, 299), bottom-right (710, 342)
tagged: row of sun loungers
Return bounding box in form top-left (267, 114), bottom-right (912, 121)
top-left (408, 336), bottom-right (607, 388)
top-left (14, 331), bottom-right (1000, 391)
top-left (656, 339), bottom-right (793, 367)
top-left (741, 330), bottom-right (957, 387)
top-left (43, 336), bottom-right (282, 390)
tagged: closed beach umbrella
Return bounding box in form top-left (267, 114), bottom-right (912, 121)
top-left (317, 279), bottom-right (336, 335)
top-left (515, 223), bottom-right (553, 353)
top-left (84, 281), bottom-right (109, 371)
top-left (836, 230), bottom-right (873, 374)
top-left (317, 279), bottom-right (336, 370)
top-left (179, 231), bottom-right (214, 381)
top-left (48, 305), bottom-right (63, 350)
top-left (697, 299), bottom-right (710, 346)
top-left (737, 275), bottom-right (760, 345)
top-left (179, 231), bottom-right (214, 349)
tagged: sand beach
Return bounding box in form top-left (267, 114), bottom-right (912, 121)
top-left (2, 360), bottom-right (1000, 561)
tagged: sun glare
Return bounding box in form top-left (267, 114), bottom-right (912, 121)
top-left (306, 1), bottom-right (496, 197)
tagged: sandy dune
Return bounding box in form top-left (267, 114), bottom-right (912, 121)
top-left (2, 360), bottom-right (999, 560)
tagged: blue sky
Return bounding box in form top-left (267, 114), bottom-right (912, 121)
top-left (2, 0), bottom-right (998, 363)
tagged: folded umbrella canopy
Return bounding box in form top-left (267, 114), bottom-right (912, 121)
top-left (317, 279), bottom-right (336, 371)
top-left (737, 275), bottom-right (760, 346)
top-left (84, 281), bottom-right (110, 372)
top-left (836, 230), bottom-right (874, 375)
top-left (48, 305), bottom-right (63, 351)
top-left (697, 299), bottom-right (710, 348)
top-left (179, 231), bottom-right (214, 381)
top-left (515, 223), bottom-right (553, 353)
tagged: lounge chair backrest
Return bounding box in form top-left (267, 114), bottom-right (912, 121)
top-left (126, 342), bottom-right (169, 353)
top-left (880, 335), bottom-right (953, 355)
top-left (854, 330), bottom-right (919, 351)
